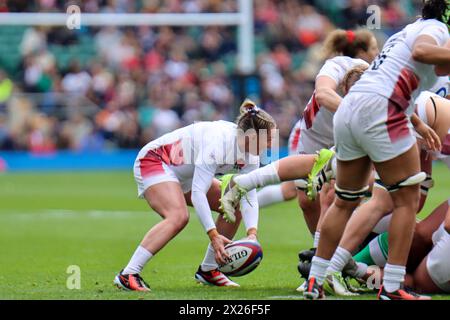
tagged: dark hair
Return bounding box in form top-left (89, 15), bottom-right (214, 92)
top-left (322, 29), bottom-right (375, 60)
top-left (422, 0), bottom-right (449, 25)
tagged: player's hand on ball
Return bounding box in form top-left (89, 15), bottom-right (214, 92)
top-left (209, 232), bottom-right (232, 264)
top-left (245, 228), bottom-right (258, 242)
top-left (246, 234), bottom-right (257, 242)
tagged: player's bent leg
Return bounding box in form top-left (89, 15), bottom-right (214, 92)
top-left (412, 212), bottom-right (450, 294)
top-left (141, 182), bottom-right (190, 253)
top-left (257, 181), bottom-right (297, 208)
top-left (338, 188), bottom-right (393, 261)
top-left (298, 190), bottom-right (321, 239)
top-left (374, 145), bottom-right (427, 299)
top-left (407, 200), bottom-right (449, 271)
top-left (316, 156), bottom-right (372, 259)
top-left (257, 184), bottom-right (285, 208)
top-left (304, 156), bottom-right (372, 299)
top-left (410, 255), bottom-right (443, 294)
top-left (187, 179), bottom-right (241, 287)
top-left (115, 182), bottom-right (189, 292)
top-left (281, 181), bottom-right (298, 201)
top-left (220, 154), bottom-right (319, 220)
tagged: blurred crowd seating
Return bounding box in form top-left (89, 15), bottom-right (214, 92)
top-left (0, 0), bottom-right (423, 152)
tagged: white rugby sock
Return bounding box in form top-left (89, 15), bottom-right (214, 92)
top-left (123, 245), bottom-right (153, 275)
top-left (355, 262), bottom-right (368, 278)
top-left (313, 231), bottom-right (321, 248)
top-left (200, 243), bottom-right (218, 272)
top-left (257, 184), bottom-right (285, 207)
top-left (327, 246), bottom-right (352, 274)
top-left (383, 263), bottom-right (406, 293)
top-left (309, 256), bottom-right (330, 285)
top-left (372, 214), bottom-right (392, 234)
top-left (369, 234), bottom-right (388, 267)
top-left (234, 163), bottom-right (280, 190)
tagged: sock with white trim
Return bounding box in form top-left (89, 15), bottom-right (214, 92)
top-left (309, 256), bottom-right (330, 285)
top-left (327, 246), bottom-right (352, 274)
top-left (383, 263), bottom-right (406, 293)
top-left (313, 231), bottom-right (320, 248)
top-left (234, 163), bottom-right (280, 190)
top-left (200, 243), bottom-right (218, 272)
top-left (257, 184), bottom-right (285, 207)
top-left (123, 245), bottom-right (153, 275)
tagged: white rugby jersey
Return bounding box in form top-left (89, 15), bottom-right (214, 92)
top-left (136, 120), bottom-right (259, 232)
top-left (350, 18), bottom-right (449, 116)
top-left (299, 56), bottom-right (369, 149)
top-left (429, 76), bottom-right (450, 98)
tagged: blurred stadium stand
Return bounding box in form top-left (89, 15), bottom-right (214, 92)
top-left (0, 0), bottom-right (425, 170)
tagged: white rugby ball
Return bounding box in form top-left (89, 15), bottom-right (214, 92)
top-left (218, 239), bottom-right (263, 277)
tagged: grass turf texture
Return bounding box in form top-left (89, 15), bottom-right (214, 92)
top-left (0, 163), bottom-right (449, 300)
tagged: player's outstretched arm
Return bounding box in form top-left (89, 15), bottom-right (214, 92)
top-left (412, 36), bottom-right (450, 67)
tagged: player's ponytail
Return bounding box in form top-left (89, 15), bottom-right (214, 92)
top-left (236, 99), bottom-right (276, 132)
top-left (342, 64), bottom-right (369, 94)
top-left (422, 0), bottom-right (450, 26)
top-left (322, 29), bottom-right (374, 59)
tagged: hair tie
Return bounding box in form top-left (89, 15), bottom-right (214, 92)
top-left (246, 104), bottom-right (260, 116)
top-left (346, 30), bottom-right (355, 44)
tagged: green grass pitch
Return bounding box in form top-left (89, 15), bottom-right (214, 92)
top-left (0, 163), bottom-right (449, 300)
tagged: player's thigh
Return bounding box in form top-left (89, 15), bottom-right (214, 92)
top-left (412, 255), bottom-right (445, 294)
top-left (335, 156), bottom-right (372, 191)
top-left (144, 182), bottom-right (189, 220)
top-left (370, 186), bottom-right (394, 213)
top-left (373, 145), bottom-right (421, 208)
top-left (331, 157), bottom-right (372, 210)
top-left (373, 144), bottom-right (420, 186)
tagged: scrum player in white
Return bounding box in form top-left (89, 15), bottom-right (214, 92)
top-left (346, 92), bottom-right (450, 293)
top-left (304, 0), bottom-right (450, 300)
top-left (256, 29), bottom-right (379, 245)
top-left (302, 71), bottom-right (450, 297)
top-left (113, 100), bottom-right (276, 291)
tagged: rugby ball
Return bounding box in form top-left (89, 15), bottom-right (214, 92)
top-left (218, 240), bottom-right (263, 277)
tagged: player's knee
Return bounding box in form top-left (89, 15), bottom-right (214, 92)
top-left (167, 211), bottom-right (189, 231)
top-left (298, 194), bottom-right (317, 212)
top-left (392, 187), bottom-right (420, 213)
top-left (284, 187), bottom-right (298, 201)
top-left (414, 222), bottom-right (432, 246)
top-left (334, 197), bottom-right (360, 211)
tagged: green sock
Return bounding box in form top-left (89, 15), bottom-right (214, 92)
top-left (353, 232), bottom-right (389, 267)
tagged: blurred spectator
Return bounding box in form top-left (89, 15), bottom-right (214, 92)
top-left (20, 26), bottom-right (47, 56)
top-left (0, 0), bottom-right (424, 151)
top-left (61, 60), bottom-right (92, 95)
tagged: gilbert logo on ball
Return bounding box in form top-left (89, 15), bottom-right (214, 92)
top-left (219, 240), bottom-right (263, 277)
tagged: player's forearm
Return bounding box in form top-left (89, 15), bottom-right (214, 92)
top-left (191, 191), bottom-right (216, 233)
top-left (412, 43), bottom-right (450, 65)
top-left (410, 113), bottom-right (422, 128)
top-left (315, 87), bottom-right (342, 112)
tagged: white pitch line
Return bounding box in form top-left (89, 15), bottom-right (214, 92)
top-left (0, 209), bottom-right (151, 220)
